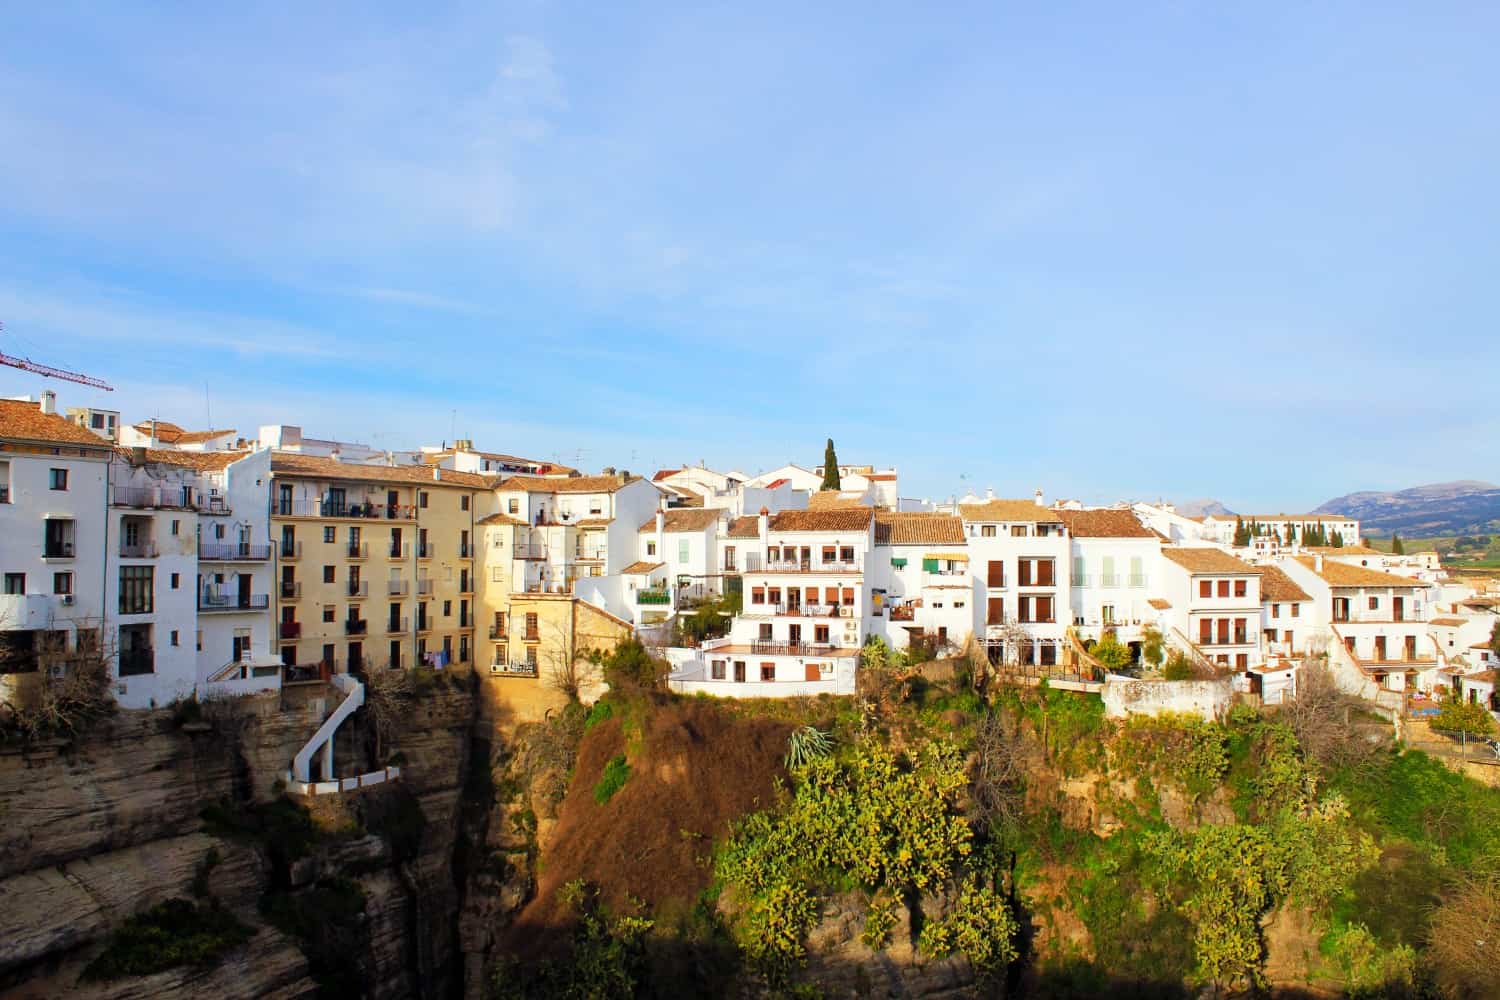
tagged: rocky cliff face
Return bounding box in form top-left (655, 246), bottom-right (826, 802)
top-left (0, 677), bottom-right (478, 1000)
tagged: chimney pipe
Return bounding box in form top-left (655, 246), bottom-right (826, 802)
top-left (1034, 488), bottom-right (1044, 506)
top-left (758, 506), bottom-right (770, 544)
top-left (39, 391), bottom-right (56, 415)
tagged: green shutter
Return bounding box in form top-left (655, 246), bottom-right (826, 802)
top-left (922, 558), bottom-right (939, 573)
top-left (890, 557), bottom-right (907, 568)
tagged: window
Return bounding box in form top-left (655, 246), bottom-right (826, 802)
top-left (323, 606), bottom-right (335, 622)
top-left (1128, 556), bottom-right (1144, 588)
top-left (760, 662), bottom-right (776, 682)
top-left (1368, 596), bottom-right (1379, 611)
top-left (1018, 595), bottom-right (1053, 623)
top-left (987, 598), bottom-right (1004, 625)
top-left (1217, 580), bottom-right (1229, 598)
top-left (3, 573), bottom-right (24, 594)
top-left (1234, 579), bottom-right (1247, 598)
top-left (711, 659), bottom-right (726, 680)
top-left (49, 468), bottom-right (68, 490)
top-left (1199, 618), bottom-right (1212, 643)
top-left (508, 498), bottom-right (519, 514)
top-left (1199, 580), bottom-right (1212, 598)
top-left (323, 565), bottom-right (335, 583)
top-left (841, 587), bottom-right (854, 606)
top-left (1017, 558), bottom-right (1054, 587)
top-left (91, 413), bottom-right (104, 429)
top-left (443, 600), bottom-right (452, 616)
top-left (119, 566), bottom-right (153, 614)
top-left (678, 539), bottom-right (689, 564)
top-left (768, 587), bottom-right (781, 605)
top-left (525, 612), bottom-right (538, 638)
top-left (815, 624), bottom-right (830, 644)
top-left (1272, 604), bottom-right (1280, 619)
top-left (646, 541), bottom-right (656, 557)
top-left (460, 495), bottom-right (470, 511)
top-left (170, 630), bottom-right (179, 647)
top-left (1073, 557), bottom-right (1085, 586)
top-left (170, 520), bottom-right (180, 536)
top-left (981, 525), bottom-right (996, 537)
top-left (1102, 605), bottom-right (1115, 624)
top-left (1235, 653), bottom-right (1248, 670)
top-left (987, 560), bottom-right (1005, 588)
top-left (418, 491), bottom-right (429, 509)
top-left (751, 587), bottom-right (765, 605)
top-left (1291, 603), bottom-right (1300, 618)
top-left (1010, 525), bottom-right (1028, 537)
top-left (890, 557), bottom-right (907, 568)
top-left (170, 572), bottom-right (180, 590)
top-left (324, 527), bottom-right (335, 543)
top-left (840, 546), bottom-right (854, 563)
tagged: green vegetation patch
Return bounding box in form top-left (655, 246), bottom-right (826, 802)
top-left (594, 754), bottom-right (631, 804)
top-left (583, 699), bottom-right (614, 730)
top-left (200, 795), bottom-right (356, 863)
top-left (82, 898), bottom-right (253, 981)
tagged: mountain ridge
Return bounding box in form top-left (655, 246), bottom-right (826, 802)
top-left (1315, 480), bottom-right (1500, 537)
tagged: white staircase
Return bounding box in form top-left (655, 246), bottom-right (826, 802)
top-left (292, 673), bottom-right (364, 783)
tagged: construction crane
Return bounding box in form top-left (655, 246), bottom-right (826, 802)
top-left (0, 322), bottom-right (113, 390)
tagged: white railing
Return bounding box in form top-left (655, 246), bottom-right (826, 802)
top-left (285, 765), bottom-right (402, 797)
top-left (291, 673), bottom-right (364, 784)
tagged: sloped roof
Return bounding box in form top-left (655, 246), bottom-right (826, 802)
top-left (770, 508), bottom-right (874, 532)
top-left (126, 448), bottom-right (250, 472)
top-left (727, 516), bottom-right (761, 539)
top-left (1148, 598), bottom-right (1171, 610)
top-left (637, 508), bottom-right (724, 534)
top-left (1057, 509), bottom-right (1155, 538)
top-left (477, 512), bottom-right (527, 526)
top-left (620, 560), bottom-right (665, 575)
top-left (807, 491), bottom-right (872, 511)
top-left (958, 499), bottom-right (1063, 523)
top-left (1259, 565), bottom-right (1311, 603)
top-left (495, 474), bottom-right (642, 494)
top-left (874, 512), bottom-right (965, 545)
top-left (1304, 545), bottom-right (1382, 556)
top-left (1296, 557), bottom-right (1423, 589)
top-left (0, 400), bottom-right (115, 448)
top-left (1161, 548), bottom-right (1261, 574)
top-left (271, 452), bottom-right (488, 488)
top-left (1428, 617), bottom-right (1467, 627)
top-left (652, 468), bottom-right (681, 481)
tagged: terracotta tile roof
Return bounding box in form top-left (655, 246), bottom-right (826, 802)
top-left (1294, 557), bottom-right (1423, 589)
top-left (1148, 598), bottom-right (1171, 610)
top-left (727, 516), bottom-right (761, 539)
top-left (807, 491), bottom-right (871, 511)
top-left (637, 508), bottom-right (724, 534)
top-left (873, 512), bottom-right (965, 545)
top-left (574, 517), bottom-right (612, 528)
top-left (0, 400), bottom-right (116, 448)
top-left (131, 419), bottom-right (183, 436)
top-left (769, 508), bottom-right (874, 532)
top-left (271, 452), bottom-right (489, 488)
top-left (123, 448), bottom-right (250, 472)
top-left (1161, 548), bottom-right (1261, 574)
top-left (620, 560), bottom-right (665, 575)
top-left (867, 473), bottom-right (897, 482)
top-left (1258, 565), bottom-right (1311, 603)
top-left (495, 474), bottom-right (644, 494)
top-left (1057, 509), bottom-right (1155, 538)
top-left (1304, 545), bottom-right (1381, 556)
top-left (958, 499), bottom-right (1063, 523)
top-left (652, 468), bottom-right (680, 481)
top-left (477, 512), bottom-right (527, 526)
top-left (1428, 617), bottom-right (1467, 627)
top-left (174, 428), bottom-right (236, 445)
top-left (764, 477), bottom-right (790, 489)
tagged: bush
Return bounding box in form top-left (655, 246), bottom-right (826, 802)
top-left (594, 754), bottom-right (631, 804)
top-left (583, 700), bottom-right (614, 730)
top-left (1434, 691), bottom-right (1496, 736)
top-left (82, 899), bottom-right (252, 980)
top-left (597, 639), bottom-right (666, 692)
top-left (1162, 651), bottom-right (1195, 681)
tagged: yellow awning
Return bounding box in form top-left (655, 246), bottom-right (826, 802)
top-left (924, 552), bottom-right (969, 561)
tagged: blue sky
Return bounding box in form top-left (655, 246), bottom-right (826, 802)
top-left (2, 3), bottom-right (1496, 511)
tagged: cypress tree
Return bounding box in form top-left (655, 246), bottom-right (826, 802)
top-left (1392, 532), bottom-right (1404, 555)
top-left (820, 439), bottom-right (841, 491)
top-left (1233, 517), bottom-right (1249, 547)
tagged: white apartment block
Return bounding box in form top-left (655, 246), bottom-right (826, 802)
top-left (865, 511), bottom-right (973, 653)
top-left (1258, 564), bottom-right (1313, 659)
top-left (425, 438), bottom-right (568, 477)
top-left (1057, 509), bottom-right (1161, 646)
top-left (1155, 548), bottom-right (1264, 670)
top-left (0, 395), bottom-right (112, 685)
top-left (958, 498), bottom-right (1071, 667)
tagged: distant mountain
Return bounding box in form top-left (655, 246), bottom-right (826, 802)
top-left (1314, 481), bottom-right (1500, 537)
top-left (1175, 498), bottom-right (1235, 517)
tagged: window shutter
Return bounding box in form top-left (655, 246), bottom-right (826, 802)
top-left (922, 557), bottom-right (939, 573)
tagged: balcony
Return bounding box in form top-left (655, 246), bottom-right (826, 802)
top-left (890, 605), bottom-right (916, 622)
top-left (386, 617), bottom-right (408, 635)
top-left (761, 558), bottom-right (861, 574)
top-left (344, 619), bottom-right (368, 636)
top-left (43, 542), bottom-right (75, 559)
top-left (513, 545), bottom-right (544, 560)
top-left (347, 581), bottom-right (369, 599)
top-left (274, 500), bottom-right (415, 520)
top-left (347, 542), bottom-right (368, 560)
top-left (119, 541), bottom-right (158, 559)
top-left (749, 641), bottom-right (844, 656)
top-left (199, 593), bottom-right (270, 612)
top-left (417, 542), bottom-right (433, 559)
top-left (458, 543), bottom-right (472, 559)
top-left (280, 581), bottom-right (300, 599)
top-left (459, 580), bottom-right (474, 595)
top-left (523, 629), bottom-right (540, 642)
top-left (490, 660), bottom-right (538, 677)
top-left (387, 580), bottom-right (409, 597)
top-left (279, 621), bottom-right (302, 639)
top-left (388, 542), bottom-right (409, 560)
top-left (118, 648), bottom-right (154, 677)
top-left (416, 579), bottom-right (433, 596)
top-left (199, 542), bottom-right (271, 561)
top-left (488, 624), bottom-right (507, 639)
top-left (279, 541), bottom-right (302, 560)
top-left (416, 618), bottom-right (432, 633)
top-left (637, 589), bottom-right (670, 605)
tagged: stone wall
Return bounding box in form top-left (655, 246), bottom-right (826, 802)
top-left (1101, 674), bottom-right (1233, 721)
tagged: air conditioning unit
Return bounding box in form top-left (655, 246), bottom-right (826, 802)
top-left (61, 595), bottom-right (75, 606)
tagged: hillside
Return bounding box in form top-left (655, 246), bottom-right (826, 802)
top-left (1315, 480), bottom-right (1500, 537)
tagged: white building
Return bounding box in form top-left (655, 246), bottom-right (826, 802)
top-left (120, 420), bottom-right (240, 453)
top-left (958, 497), bottom-right (1071, 667)
top-left (1057, 508), bottom-right (1161, 647)
top-left (1156, 548), bottom-right (1264, 670)
top-left (866, 511), bottom-right (972, 654)
top-left (425, 439), bottom-right (569, 477)
top-left (1258, 564), bottom-right (1312, 658)
top-left (0, 394), bottom-right (112, 684)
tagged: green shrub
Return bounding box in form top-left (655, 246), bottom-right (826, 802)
top-left (594, 754), bottom-right (631, 804)
top-left (1162, 651), bottom-right (1195, 681)
top-left (784, 726), bottom-right (834, 769)
top-left (583, 699), bottom-right (614, 730)
top-left (82, 899), bottom-right (252, 980)
top-left (199, 795), bottom-right (348, 863)
top-left (861, 894), bottom-right (899, 950)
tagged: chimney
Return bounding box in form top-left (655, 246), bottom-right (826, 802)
top-left (129, 446), bottom-right (147, 467)
top-left (617, 470), bottom-right (628, 484)
top-left (1314, 554), bottom-right (1324, 572)
top-left (985, 487), bottom-right (995, 500)
top-left (1034, 489), bottom-right (1045, 506)
top-left (39, 390), bottom-right (56, 415)
top-left (758, 506), bottom-right (770, 543)
top-left (603, 466), bottom-right (616, 476)
top-left (433, 466), bottom-right (441, 481)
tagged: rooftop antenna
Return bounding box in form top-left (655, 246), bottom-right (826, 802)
top-left (204, 382), bottom-right (212, 430)
top-left (0, 321), bottom-right (114, 390)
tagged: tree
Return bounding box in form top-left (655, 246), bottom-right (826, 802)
top-left (1434, 688), bottom-right (1496, 737)
top-left (1330, 529), bottom-right (1344, 548)
top-left (1141, 625), bottom-right (1166, 671)
top-left (1281, 659), bottom-right (1385, 773)
top-left (1490, 621), bottom-right (1500, 659)
top-left (820, 438), bottom-right (841, 491)
top-left (1233, 517), bottom-right (1249, 547)
top-left (1390, 532), bottom-right (1404, 555)
top-left (1090, 633), bottom-right (1134, 672)
top-left (0, 616), bottom-right (115, 743)
top-left (1425, 863), bottom-right (1500, 1000)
